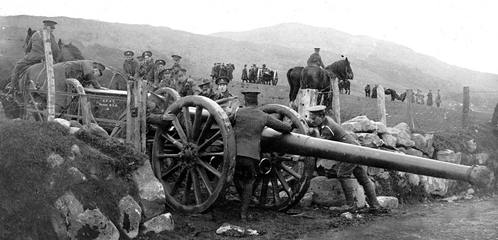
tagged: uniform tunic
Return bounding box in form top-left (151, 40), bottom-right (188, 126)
top-left (234, 107), bottom-right (291, 160)
top-left (123, 59), bottom-right (139, 79)
top-left (241, 67), bottom-right (248, 80)
top-left (307, 52), bottom-right (325, 68)
top-left (138, 58), bottom-right (155, 81)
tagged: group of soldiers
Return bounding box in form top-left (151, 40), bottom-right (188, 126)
top-left (241, 63), bottom-right (272, 84)
top-left (365, 84), bottom-right (443, 107)
top-left (210, 63), bottom-right (234, 81)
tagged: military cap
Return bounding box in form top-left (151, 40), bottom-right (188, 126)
top-left (171, 54), bottom-right (182, 60)
top-left (308, 105), bottom-right (326, 113)
top-left (93, 62), bottom-right (106, 72)
top-left (215, 76), bottom-right (230, 85)
top-left (142, 51), bottom-right (152, 57)
top-left (124, 51), bottom-right (134, 56)
top-left (198, 78), bottom-right (212, 87)
top-left (43, 20), bottom-right (57, 29)
top-left (314, 48), bottom-right (320, 51)
top-left (155, 59), bottom-right (166, 66)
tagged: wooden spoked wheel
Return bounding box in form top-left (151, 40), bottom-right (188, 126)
top-left (272, 71), bottom-right (278, 86)
top-left (152, 95), bottom-right (236, 213)
top-left (255, 104), bottom-right (315, 212)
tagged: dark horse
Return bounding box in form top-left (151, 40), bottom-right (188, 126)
top-left (287, 58), bottom-right (354, 109)
top-left (339, 79), bottom-right (351, 95)
top-left (384, 88), bottom-right (399, 101)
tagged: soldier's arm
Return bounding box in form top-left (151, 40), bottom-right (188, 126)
top-left (266, 114), bottom-right (292, 133)
top-left (50, 35), bottom-right (61, 62)
top-left (326, 118), bottom-right (359, 145)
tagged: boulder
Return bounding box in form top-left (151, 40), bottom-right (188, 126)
top-left (466, 139), bottom-right (477, 153)
top-left (69, 120), bottom-right (84, 128)
top-left (360, 120), bottom-right (377, 133)
top-left (299, 192), bottom-right (314, 207)
top-left (406, 173), bottom-right (420, 186)
top-left (387, 127), bottom-right (401, 137)
top-left (341, 122), bottom-right (362, 133)
top-left (54, 118), bottom-right (71, 129)
top-left (425, 133), bottom-right (435, 157)
top-left (118, 195), bottom-right (142, 238)
top-left (411, 133), bottom-right (427, 153)
top-left (316, 159), bottom-right (339, 170)
top-left (143, 213), bottom-right (175, 234)
top-left (436, 149), bottom-right (461, 165)
top-left (374, 122), bottom-right (387, 134)
top-left (356, 133), bottom-right (384, 148)
top-left (47, 152), bottom-right (65, 168)
top-left (309, 176), bottom-right (365, 208)
top-left (67, 167), bottom-right (87, 183)
top-left (405, 147), bottom-right (424, 157)
top-left (475, 153), bottom-right (490, 165)
top-left (69, 127), bottom-right (81, 134)
top-left (132, 160), bottom-right (166, 219)
top-left (89, 123), bottom-right (110, 139)
top-left (420, 176), bottom-right (449, 196)
top-left (394, 122), bottom-right (410, 134)
top-left (396, 130), bottom-right (414, 147)
top-left (377, 196), bottom-right (399, 209)
top-left (380, 133), bottom-right (397, 148)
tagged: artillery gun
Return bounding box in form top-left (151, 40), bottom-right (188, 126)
top-left (148, 96), bottom-right (493, 214)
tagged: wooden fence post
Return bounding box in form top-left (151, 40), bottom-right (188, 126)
top-left (42, 27), bottom-right (55, 121)
top-left (462, 86), bottom-right (470, 128)
top-left (332, 78), bottom-right (341, 124)
top-left (126, 79), bottom-right (147, 152)
top-left (296, 89), bottom-right (318, 119)
top-left (377, 85), bottom-right (386, 125)
top-left (406, 89), bottom-right (415, 130)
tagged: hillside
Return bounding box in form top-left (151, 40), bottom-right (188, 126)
top-left (1, 16), bottom-right (498, 111)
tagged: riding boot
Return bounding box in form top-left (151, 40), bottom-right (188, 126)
top-left (339, 179), bottom-right (356, 211)
top-left (355, 173), bottom-right (381, 209)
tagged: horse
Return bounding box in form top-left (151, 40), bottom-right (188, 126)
top-left (384, 88), bottom-right (399, 101)
top-left (339, 79), bottom-right (351, 95)
top-left (98, 66), bottom-right (127, 90)
top-left (287, 66), bottom-right (304, 105)
top-left (288, 58), bottom-right (354, 109)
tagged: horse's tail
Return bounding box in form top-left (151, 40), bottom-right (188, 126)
top-left (286, 68), bottom-right (293, 86)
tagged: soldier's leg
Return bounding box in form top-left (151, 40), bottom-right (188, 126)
top-left (10, 59), bottom-right (31, 91)
top-left (336, 162), bottom-right (358, 209)
top-left (235, 156), bottom-right (258, 220)
top-left (353, 165), bottom-right (380, 209)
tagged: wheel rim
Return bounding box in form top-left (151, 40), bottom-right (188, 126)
top-left (152, 96), bottom-right (236, 213)
top-left (255, 104), bottom-right (315, 212)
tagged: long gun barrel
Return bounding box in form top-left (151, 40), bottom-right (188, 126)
top-left (261, 129), bottom-right (493, 187)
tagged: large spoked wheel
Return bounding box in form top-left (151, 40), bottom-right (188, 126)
top-left (152, 95), bottom-right (236, 213)
top-left (254, 104), bottom-right (315, 212)
top-left (272, 71), bottom-right (278, 86)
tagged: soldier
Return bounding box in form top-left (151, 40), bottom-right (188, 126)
top-left (427, 90), bottom-right (433, 106)
top-left (198, 78), bottom-right (218, 100)
top-left (308, 105), bottom-right (381, 211)
top-left (168, 54), bottom-right (182, 71)
top-left (307, 48), bottom-right (325, 69)
top-left (154, 59), bottom-right (166, 86)
top-left (435, 89), bottom-right (442, 107)
top-left (365, 84), bottom-right (371, 97)
top-left (232, 89), bottom-right (292, 220)
top-left (157, 69), bottom-right (174, 88)
top-left (241, 64), bottom-right (248, 83)
top-left (123, 51), bottom-right (139, 80)
top-left (173, 68), bottom-right (201, 97)
top-left (9, 20), bottom-right (61, 94)
top-left (214, 76), bottom-right (233, 100)
top-left (137, 55), bottom-right (145, 66)
top-left (138, 51), bottom-right (155, 82)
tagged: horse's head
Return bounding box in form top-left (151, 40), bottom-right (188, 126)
top-left (58, 41), bottom-right (85, 62)
top-left (23, 28), bottom-right (35, 54)
top-left (344, 58), bottom-right (354, 80)
top-left (328, 58), bottom-right (354, 81)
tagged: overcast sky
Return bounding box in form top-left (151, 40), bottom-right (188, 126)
top-left (2, 0), bottom-right (497, 74)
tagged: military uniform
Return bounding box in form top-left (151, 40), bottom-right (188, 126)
top-left (241, 65), bottom-right (248, 82)
top-left (307, 48), bottom-right (325, 68)
top-left (123, 51), bottom-right (139, 79)
top-left (213, 77), bottom-right (233, 100)
top-left (308, 105), bottom-right (380, 210)
top-left (138, 51), bottom-right (155, 82)
top-left (435, 91), bottom-right (442, 107)
top-left (10, 20), bottom-right (61, 91)
top-left (427, 91), bottom-right (433, 106)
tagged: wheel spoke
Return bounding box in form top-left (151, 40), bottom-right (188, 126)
top-left (196, 115), bottom-right (215, 144)
top-left (275, 169), bottom-right (293, 197)
top-left (278, 162), bottom-right (302, 179)
top-left (161, 163), bottom-right (182, 180)
top-left (198, 131), bottom-right (222, 152)
top-left (156, 153), bottom-right (182, 159)
top-left (197, 159), bottom-right (222, 178)
top-left (196, 166), bottom-right (214, 195)
top-left (172, 117), bottom-right (188, 144)
top-left (182, 170), bottom-right (192, 205)
top-left (192, 106), bottom-right (203, 141)
top-left (271, 176), bottom-right (281, 205)
top-left (182, 106), bottom-right (193, 141)
top-left (190, 169), bottom-right (203, 205)
top-left (199, 152), bottom-right (224, 157)
top-left (170, 166), bottom-right (188, 196)
top-left (259, 177), bottom-right (269, 206)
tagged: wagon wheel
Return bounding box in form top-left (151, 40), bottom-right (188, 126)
top-left (272, 71), bottom-right (278, 86)
top-left (110, 87), bottom-right (180, 138)
top-left (152, 95), bottom-right (236, 213)
top-left (255, 104), bottom-right (315, 212)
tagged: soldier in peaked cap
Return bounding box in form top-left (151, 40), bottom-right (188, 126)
top-left (307, 47), bottom-right (325, 69)
top-left (214, 76), bottom-right (233, 100)
top-left (167, 54), bottom-right (182, 71)
top-left (173, 68), bottom-right (201, 97)
top-left (123, 51), bottom-right (139, 80)
top-left (9, 20), bottom-right (61, 94)
top-left (307, 105), bottom-right (381, 212)
top-left (198, 78), bottom-right (218, 100)
top-left (138, 51), bottom-right (155, 83)
top-left (230, 89), bottom-right (292, 220)
top-left (153, 59), bottom-right (167, 85)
